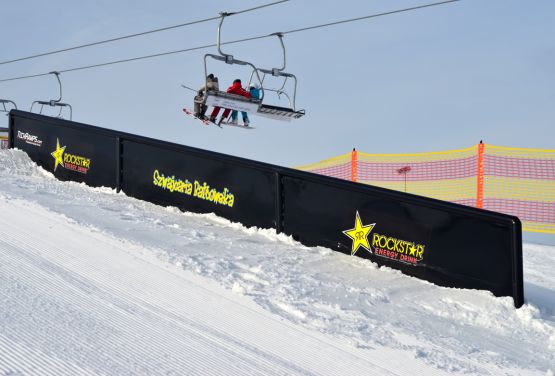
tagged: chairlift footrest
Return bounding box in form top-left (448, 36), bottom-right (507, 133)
top-left (257, 104), bottom-right (305, 121)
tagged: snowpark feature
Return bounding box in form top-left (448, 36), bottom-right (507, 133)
top-left (1, 148), bottom-right (554, 375)
top-left (8, 111), bottom-right (524, 307)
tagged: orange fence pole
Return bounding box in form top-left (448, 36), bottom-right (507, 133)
top-left (476, 141), bottom-right (485, 209)
top-left (351, 148), bottom-right (358, 182)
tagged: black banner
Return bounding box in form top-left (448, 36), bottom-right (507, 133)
top-left (121, 140), bottom-right (277, 229)
top-left (280, 174), bottom-right (523, 304)
top-left (9, 112), bottom-right (117, 188)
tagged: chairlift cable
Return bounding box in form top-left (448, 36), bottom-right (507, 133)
top-left (232, 0), bottom-right (289, 15)
top-left (0, 0), bottom-right (461, 83)
top-left (0, 0), bottom-right (289, 67)
top-left (0, 38), bottom-right (269, 83)
top-left (280, 0), bottom-right (460, 35)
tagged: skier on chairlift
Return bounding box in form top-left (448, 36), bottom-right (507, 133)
top-left (209, 79), bottom-right (251, 125)
top-left (229, 83), bottom-right (260, 127)
top-left (194, 73), bottom-right (219, 120)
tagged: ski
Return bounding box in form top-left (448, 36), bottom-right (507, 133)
top-left (220, 121), bottom-right (256, 130)
top-left (182, 108), bottom-right (221, 128)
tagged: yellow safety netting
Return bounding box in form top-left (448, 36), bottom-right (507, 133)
top-left (297, 143), bottom-right (555, 234)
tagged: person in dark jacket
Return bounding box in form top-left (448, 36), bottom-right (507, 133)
top-left (194, 74), bottom-right (219, 119)
top-left (209, 79), bottom-right (251, 124)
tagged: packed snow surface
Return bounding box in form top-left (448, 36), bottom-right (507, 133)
top-left (0, 149), bottom-right (554, 375)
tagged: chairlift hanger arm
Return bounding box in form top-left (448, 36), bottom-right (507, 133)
top-left (269, 32), bottom-right (286, 73)
top-left (216, 13), bottom-right (234, 62)
top-left (48, 71), bottom-right (63, 103)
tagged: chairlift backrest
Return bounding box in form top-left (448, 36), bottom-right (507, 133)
top-left (30, 71), bottom-right (73, 120)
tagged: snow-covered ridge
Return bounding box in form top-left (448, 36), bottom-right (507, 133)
top-left (1, 149), bottom-right (554, 375)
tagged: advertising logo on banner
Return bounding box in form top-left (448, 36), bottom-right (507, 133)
top-left (343, 211), bottom-right (427, 266)
top-left (50, 138), bottom-right (92, 174)
top-left (16, 131), bottom-right (43, 147)
top-left (152, 169), bottom-right (235, 207)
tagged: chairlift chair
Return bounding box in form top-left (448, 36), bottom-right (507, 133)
top-left (250, 33), bottom-right (305, 121)
top-left (200, 12), bottom-right (305, 123)
top-left (0, 99), bottom-right (17, 114)
top-left (30, 71), bottom-right (73, 120)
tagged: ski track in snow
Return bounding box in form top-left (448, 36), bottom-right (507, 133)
top-left (0, 149), bottom-right (554, 375)
top-left (0, 200), bottom-right (405, 376)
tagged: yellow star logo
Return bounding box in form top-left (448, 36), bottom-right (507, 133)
top-left (51, 138), bottom-right (66, 171)
top-left (343, 211), bottom-right (375, 256)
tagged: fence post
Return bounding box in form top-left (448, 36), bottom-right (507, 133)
top-left (275, 171), bottom-right (283, 234)
top-left (115, 136), bottom-right (122, 193)
top-left (8, 111), bottom-right (14, 149)
top-left (351, 148), bottom-right (358, 182)
top-left (477, 141), bottom-right (485, 209)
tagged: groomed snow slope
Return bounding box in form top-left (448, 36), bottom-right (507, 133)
top-left (0, 149), bottom-right (554, 375)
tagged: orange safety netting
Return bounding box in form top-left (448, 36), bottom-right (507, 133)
top-left (296, 143), bottom-right (555, 234)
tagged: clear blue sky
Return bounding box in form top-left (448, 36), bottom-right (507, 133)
top-left (2, 0), bottom-right (554, 242)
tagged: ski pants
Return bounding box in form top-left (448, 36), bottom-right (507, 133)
top-left (231, 110), bottom-right (249, 123)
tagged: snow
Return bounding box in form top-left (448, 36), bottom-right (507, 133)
top-left (0, 148), bottom-right (554, 375)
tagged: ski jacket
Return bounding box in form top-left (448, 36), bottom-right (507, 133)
top-left (198, 77), bottom-right (219, 95)
top-left (226, 81), bottom-right (251, 98)
top-left (249, 87), bottom-right (261, 99)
